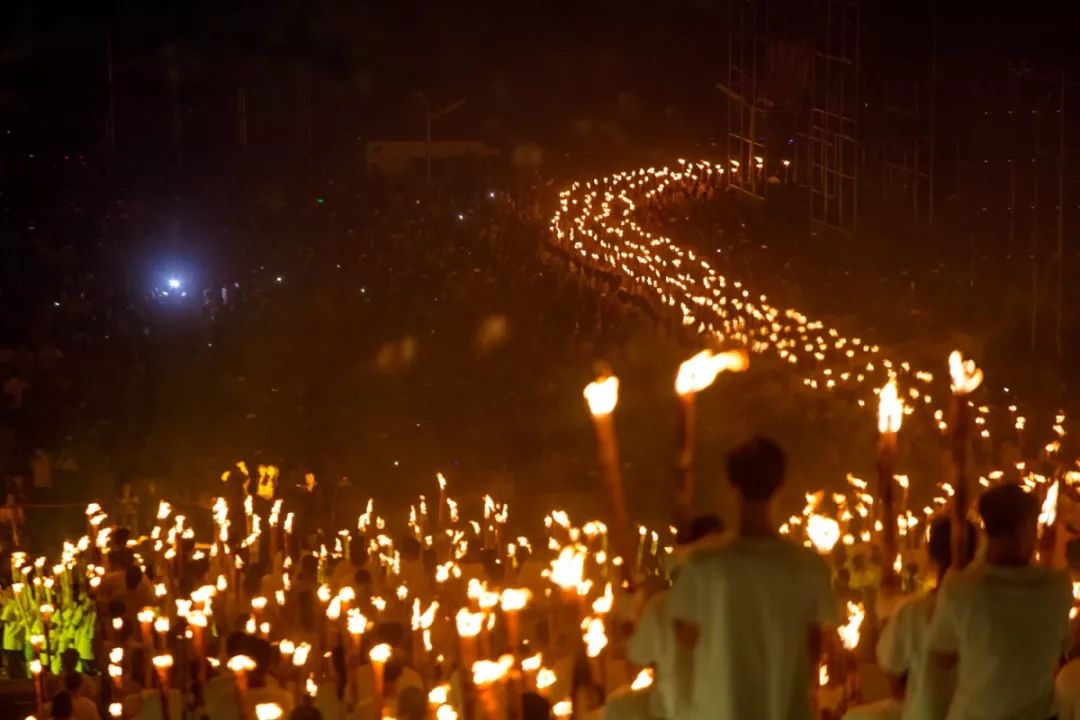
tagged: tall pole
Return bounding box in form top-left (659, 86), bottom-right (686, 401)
top-left (1032, 110), bottom-right (1040, 354)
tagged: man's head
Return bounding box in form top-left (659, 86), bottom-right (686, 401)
top-left (51, 691), bottom-right (73, 719)
top-left (979, 483), bottom-right (1039, 562)
top-left (927, 516), bottom-right (976, 572)
top-left (727, 437), bottom-right (786, 502)
top-left (124, 565), bottom-right (143, 591)
top-left (60, 648), bottom-right (80, 674)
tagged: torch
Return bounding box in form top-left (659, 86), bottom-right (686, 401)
top-left (948, 351), bottom-right (983, 570)
top-left (583, 374), bottom-right (631, 579)
top-left (370, 643), bottom-right (392, 719)
top-left (499, 588), bottom-right (530, 655)
top-left (876, 378), bottom-right (903, 585)
top-left (674, 349), bottom-right (749, 527)
top-left (30, 658), bottom-right (43, 718)
top-left (228, 654), bottom-right (257, 719)
top-left (137, 608), bottom-right (155, 687)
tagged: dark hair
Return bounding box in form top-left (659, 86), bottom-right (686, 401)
top-left (124, 565), bottom-right (143, 590)
top-left (50, 691), bottom-right (74, 718)
top-left (928, 516), bottom-right (976, 568)
top-left (63, 671), bottom-right (82, 693)
top-left (979, 484), bottom-right (1038, 539)
top-left (726, 437), bottom-right (786, 501)
top-left (676, 515), bottom-right (725, 545)
top-left (61, 648), bottom-right (80, 672)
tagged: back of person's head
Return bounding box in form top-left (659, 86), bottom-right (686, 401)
top-left (726, 437), bottom-right (786, 501)
top-left (60, 648), bottom-right (79, 674)
top-left (397, 685), bottom-right (426, 720)
top-left (63, 671), bottom-right (82, 695)
top-left (288, 704), bottom-right (323, 720)
top-left (300, 554), bottom-right (318, 578)
top-left (124, 565), bottom-right (143, 590)
top-left (979, 484), bottom-right (1038, 540)
top-left (50, 691), bottom-right (73, 719)
top-left (928, 515), bottom-right (976, 569)
top-left (676, 514), bottom-right (724, 546)
top-left (400, 536), bottom-right (421, 561)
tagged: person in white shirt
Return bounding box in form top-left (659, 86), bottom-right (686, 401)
top-left (875, 516), bottom-right (975, 720)
top-left (668, 437), bottom-right (839, 720)
top-left (928, 483), bottom-right (1071, 720)
top-left (623, 515), bottom-right (724, 720)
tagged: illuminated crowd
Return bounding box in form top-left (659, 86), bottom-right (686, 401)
top-left (4, 161), bottom-right (1080, 720)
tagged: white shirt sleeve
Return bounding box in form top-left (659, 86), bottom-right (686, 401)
top-left (877, 600), bottom-right (913, 674)
top-left (667, 557), bottom-right (706, 627)
top-left (926, 580), bottom-right (960, 653)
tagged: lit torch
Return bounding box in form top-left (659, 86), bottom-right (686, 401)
top-left (674, 349), bottom-right (749, 527)
top-left (583, 374), bottom-right (631, 580)
top-left (948, 351), bottom-right (983, 569)
top-left (877, 378), bottom-right (903, 584)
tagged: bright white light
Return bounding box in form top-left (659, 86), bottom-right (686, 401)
top-left (276, 276), bottom-right (284, 283)
top-left (167, 278), bottom-right (182, 290)
top-left (457, 213), bottom-right (465, 221)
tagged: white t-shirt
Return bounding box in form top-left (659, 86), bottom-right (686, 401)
top-left (877, 592), bottom-right (954, 720)
top-left (927, 562), bottom-right (1071, 720)
top-left (667, 535), bottom-right (838, 720)
top-left (626, 590), bottom-right (690, 719)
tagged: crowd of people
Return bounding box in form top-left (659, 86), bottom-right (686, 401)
top-left (0, 435), bottom-right (1076, 720)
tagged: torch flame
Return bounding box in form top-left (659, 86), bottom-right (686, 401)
top-left (948, 351), bottom-right (983, 396)
top-left (806, 514), bottom-right (841, 553)
top-left (877, 378), bottom-right (903, 434)
top-left (631, 668), bottom-right (654, 690)
top-left (500, 588), bottom-right (531, 613)
top-left (583, 375), bottom-right (619, 417)
top-left (837, 601), bottom-right (865, 650)
top-left (675, 349), bottom-right (749, 395)
top-left (1040, 481), bottom-right (1060, 529)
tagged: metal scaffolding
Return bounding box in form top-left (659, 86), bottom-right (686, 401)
top-left (809, 0), bottom-right (860, 233)
top-left (723, 0), bottom-right (769, 198)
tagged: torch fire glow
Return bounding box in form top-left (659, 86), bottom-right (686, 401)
top-left (948, 351), bottom-right (983, 570)
top-left (583, 374), bottom-right (630, 581)
top-left (674, 349), bottom-right (749, 525)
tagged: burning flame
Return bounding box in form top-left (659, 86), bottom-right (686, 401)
top-left (583, 375), bottom-right (619, 417)
top-left (370, 643), bottom-right (392, 664)
top-left (456, 608), bottom-right (485, 638)
top-left (837, 601), bottom-right (865, 650)
top-left (631, 668), bottom-right (654, 691)
top-left (255, 704), bottom-right (284, 720)
top-left (948, 351), bottom-right (983, 396)
top-left (582, 617), bottom-right (608, 658)
top-left (227, 655), bottom-right (256, 673)
top-left (675, 348), bottom-right (749, 395)
top-left (1040, 481), bottom-right (1060, 529)
top-left (472, 656), bottom-right (514, 686)
top-left (806, 514), bottom-right (841, 553)
top-left (877, 378), bottom-right (903, 434)
top-left (819, 664), bottom-right (829, 686)
top-left (500, 588), bottom-right (531, 612)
